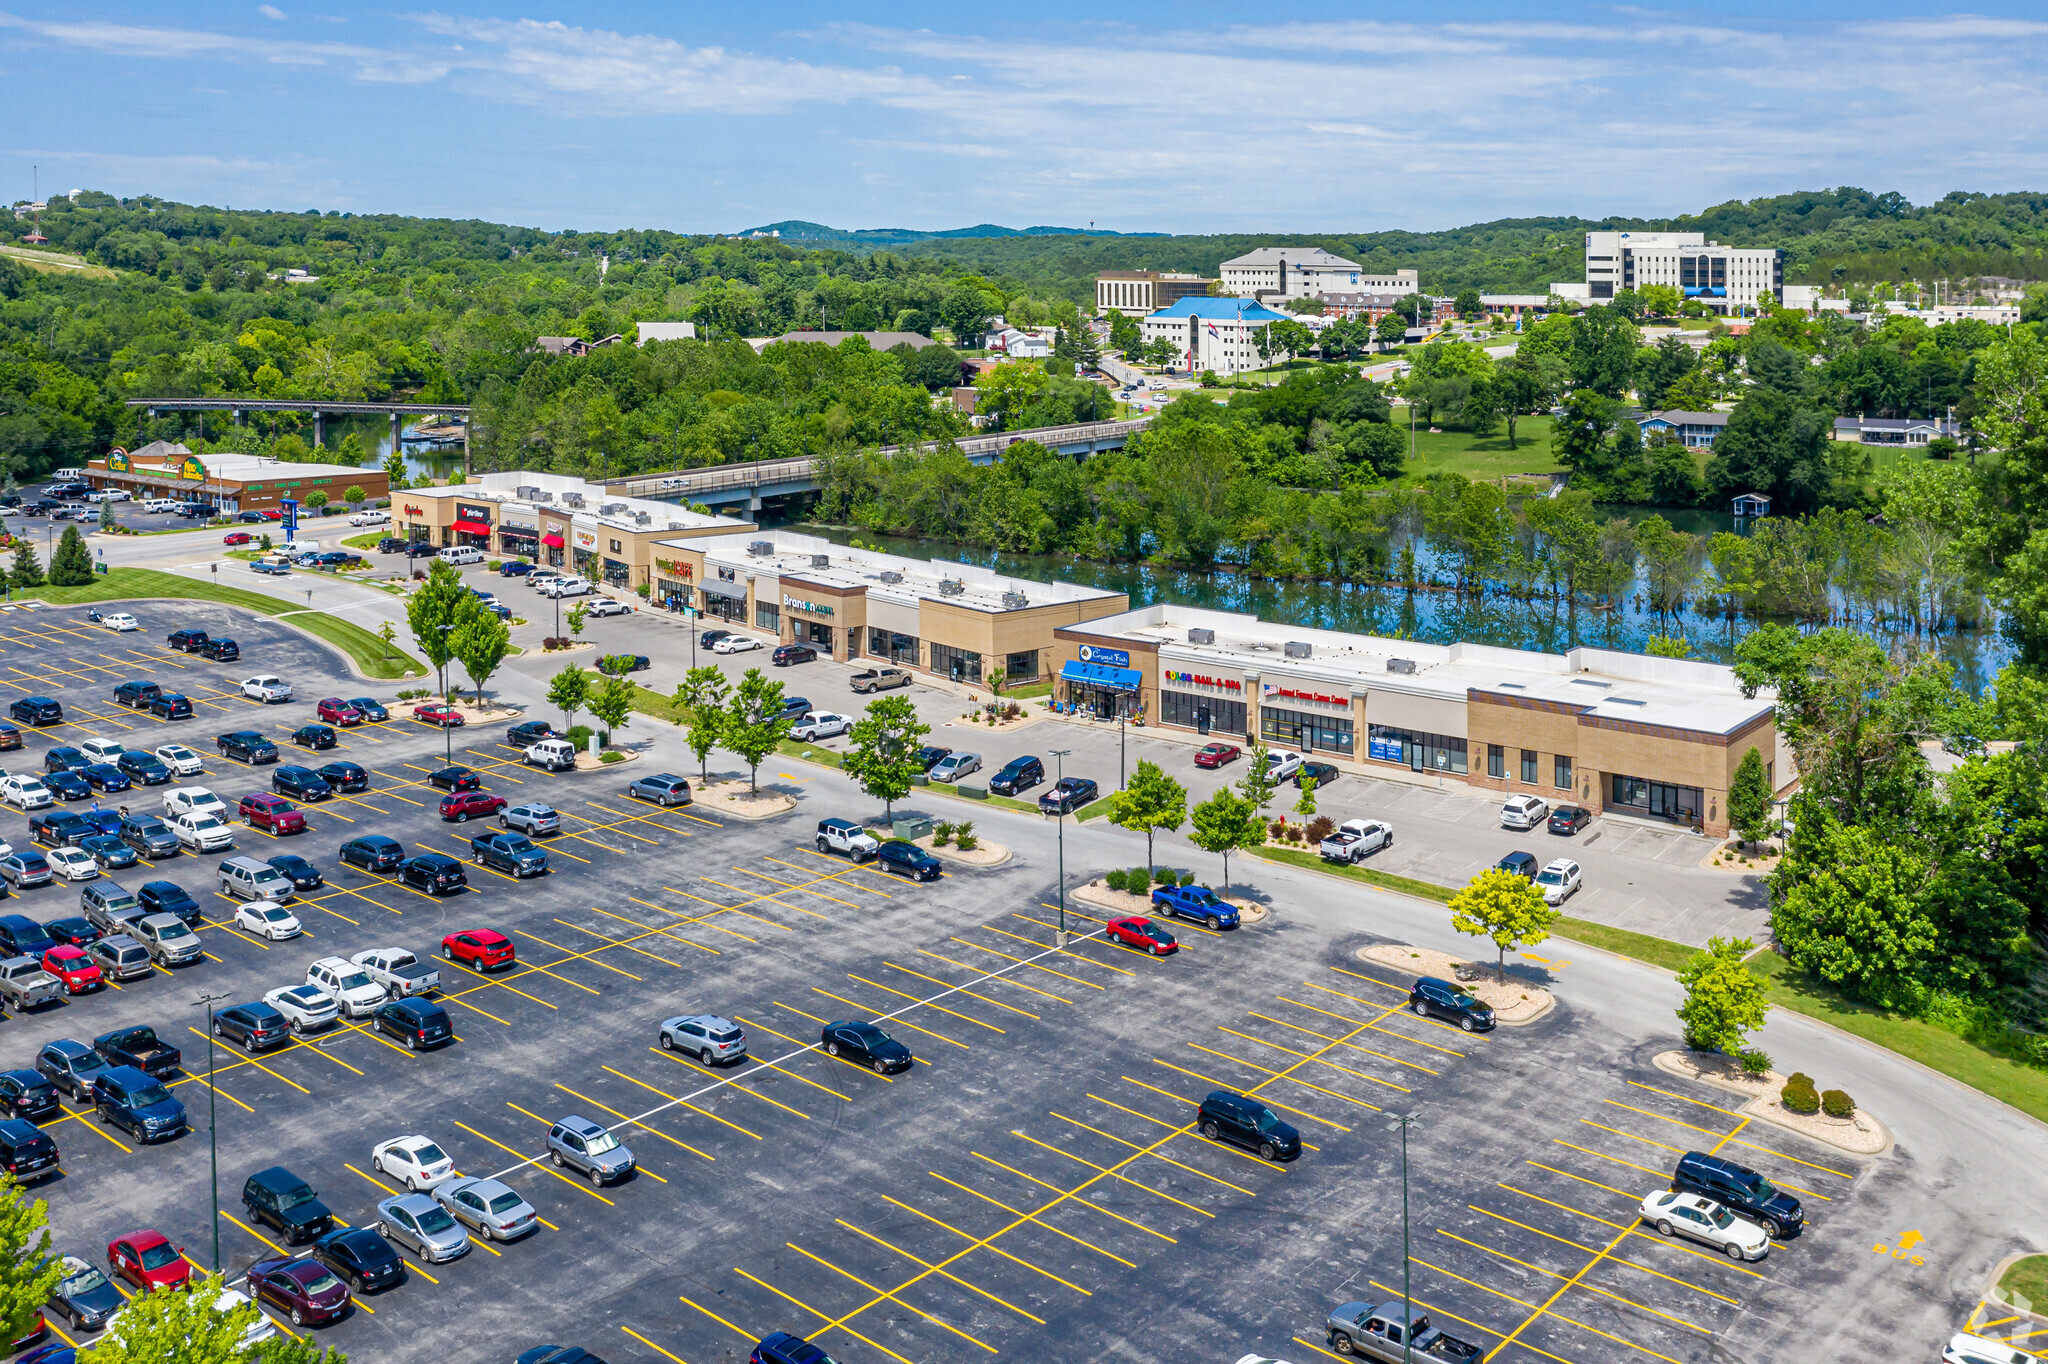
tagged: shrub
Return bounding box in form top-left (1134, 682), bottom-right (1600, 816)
top-left (598, 751), bottom-right (624, 764)
top-left (1152, 867), bottom-right (1174, 888)
top-left (1781, 1076), bottom-right (1820, 1115)
top-left (955, 821), bottom-right (977, 851)
top-left (1104, 868), bottom-right (1127, 892)
top-left (563, 724), bottom-right (595, 751)
top-left (1821, 1089), bottom-right (1855, 1118)
top-left (1738, 1048), bottom-right (1772, 1076)
top-left (1268, 818), bottom-right (1289, 841)
top-left (1127, 867), bottom-right (1148, 890)
top-left (1177, 870), bottom-right (1197, 887)
top-left (1305, 814), bottom-right (1337, 843)
top-left (932, 821), bottom-right (954, 848)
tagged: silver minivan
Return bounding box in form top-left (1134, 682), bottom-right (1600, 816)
top-left (135, 913), bottom-right (202, 967)
top-left (88, 934), bottom-right (152, 981)
top-left (219, 856), bottom-right (293, 903)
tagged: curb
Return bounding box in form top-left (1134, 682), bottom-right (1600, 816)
top-left (1651, 1051), bottom-right (1893, 1157)
top-left (1357, 946), bottom-right (1556, 1028)
top-left (1979, 1254), bottom-right (2048, 1326)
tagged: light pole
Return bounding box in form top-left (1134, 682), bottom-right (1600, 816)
top-left (1387, 1111), bottom-right (1421, 1364)
top-left (195, 989), bottom-right (232, 1272)
top-left (437, 622), bottom-right (457, 764)
top-left (1049, 747), bottom-right (1072, 946)
top-left (1119, 706), bottom-right (1127, 790)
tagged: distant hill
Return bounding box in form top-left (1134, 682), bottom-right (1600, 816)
top-left (737, 219), bottom-right (1167, 248)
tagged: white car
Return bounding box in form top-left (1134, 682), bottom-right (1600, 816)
top-left (234, 900), bottom-right (302, 940)
top-left (544, 579), bottom-right (592, 599)
top-left (169, 811), bottom-right (234, 853)
top-left (165, 786), bottom-right (227, 820)
top-left (46, 847), bottom-right (99, 881)
top-left (1, 775), bottom-right (52, 810)
top-left (79, 737), bottom-right (125, 764)
top-left (211, 1286), bottom-right (275, 1351)
top-left (155, 744), bottom-right (204, 776)
top-left (789, 711), bottom-right (851, 741)
top-left (1264, 749), bottom-right (1304, 782)
top-left (100, 613), bottom-right (139, 632)
top-left (241, 675), bottom-right (291, 703)
top-left (264, 983), bottom-right (339, 1032)
top-left (372, 1134), bottom-right (457, 1191)
top-left (1943, 1333), bottom-right (2039, 1364)
top-left (1501, 794), bottom-right (1549, 830)
top-left (1535, 858), bottom-right (1582, 905)
top-left (306, 956), bottom-right (387, 1017)
top-left (1639, 1190), bottom-right (1770, 1261)
top-left (587, 598), bottom-right (632, 618)
top-left (710, 635), bottom-right (760, 655)
top-left (526, 572), bottom-right (562, 591)
top-left (100, 489), bottom-right (130, 502)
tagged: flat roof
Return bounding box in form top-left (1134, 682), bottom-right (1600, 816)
top-left (670, 531), bottom-right (1122, 615)
top-left (401, 472), bottom-right (737, 535)
top-left (92, 452), bottom-right (376, 483)
top-left (1064, 603), bottom-right (1774, 737)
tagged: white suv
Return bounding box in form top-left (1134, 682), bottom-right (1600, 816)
top-left (79, 738), bottom-right (126, 764)
top-left (1, 775), bottom-right (52, 810)
top-left (241, 676), bottom-right (292, 703)
top-left (1501, 794), bottom-right (1548, 830)
top-left (306, 957), bottom-right (387, 1018)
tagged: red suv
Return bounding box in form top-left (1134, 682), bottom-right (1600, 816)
top-left (41, 945), bottom-right (103, 994)
top-left (441, 929), bottom-right (514, 970)
top-left (412, 703), bottom-right (464, 728)
top-left (240, 794), bottom-right (307, 834)
top-left (316, 698), bottom-right (364, 726)
top-left (439, 792), bottom-right (507, 823)
top-left (107, 1229), bottom-right (193, 1291)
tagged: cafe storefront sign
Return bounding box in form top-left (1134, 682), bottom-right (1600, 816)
top-left (574, 529), bottom-right (597, 551)
top-left (783, 594), bottom-right (834, 617)
top-left (655, 558), bottom-right (696, 580)
top-left (107, 448), bottom-right (130, 473)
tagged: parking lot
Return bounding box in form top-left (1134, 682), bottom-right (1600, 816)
top-left (0, 594), bottom-right (2022, 1363)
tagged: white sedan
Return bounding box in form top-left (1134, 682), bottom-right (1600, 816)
top-left (234, 900), bottom-right (302, 941)
top-left (46, 847), bottom-right (99, 881)
top-left (263, 984), bottom-right (339, 1032)
top-left (372, 1134), bottom-right (457, 1191)
top-left (1639, 1190), bottom-right (1770, 1261)
top-left (587, 598), bottom-right (632, 618)
top-left (710, 635), bottom-right (760, 655)
top-left (789, 711), bottom-right (851, 741)
top-left (1535, 858), bottom-right (1583, 905)
top-left (155, 744), bottom-right (204, 776)
top-left (100, 613), bottom-right (139, 632)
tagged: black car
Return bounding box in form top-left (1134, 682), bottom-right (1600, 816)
top-left (211, 1002), bottom-right (292, 1053)
top-left (1673, 1151), bottom-right (1804, 1239)
top-left (165, 629), bottom-right (208, 653)
top-left (988, 755), bottom-right (1045, 796)
top-left (79, 834), bottom-right (138, 870)
top-left (81, 764), bottom-right (130, 794)
top-left (112, 681), bottom-right (162, 709)
top-left (506, 720), bottom-right (555, 747)
top-left (91, 1066), bottom-right (185, 1142)
top-left (339, 835), bottom-right (404, 873)
top-left (9, 698), bottom-right (61, 727)
top-left (0, 1070), bottom-right (59, 1122)
top-left (346, 698), bottom-right (388, 722)
top-left (316, 761), bottom-right (368, 793)
top-left (29, 812), bottom-right (92, 848)
top-left (428, 766), bottom-right (480, 793)
top-left (217, 731), bottom-right (279, 764)
top-left (273, 766), bottom-right (333, 802)
top-left (874, 840), bottom-right (941, 882)
top-left (1407, 976), bottom-right (1495, 1032)
top-left (1038, 776), bottom-right (1098, 815)
top-left (46, 1249), bottom-right (123, 1331)
top-left (0, 1118), bottom-right (55, 1184)
top-left (149, 694), bottom-right (193, 720)
top-left (115, 751), bottom-right (172, 785)
top-left (199, 639), bottom-right (238, 663)
top-left (397, 853), bottom-right (467, 894)
top-left (138, 881), bottom-right (203, 926)
top-left (597, 654), bottom-right (651, 676)
top-left (1197, 1089), bottom-right (1301, 1162)
top-left (771, 644), bottom-right (816, 666)
top-left (175, 503), bottom-right (211, 518)
top-left (243, 1166), bottom-right (333, 1245)
top-left (700, 629), bottom-right (734, 649)
top-left (0, 916), bottom-right (57, 959)
top-left (42, 771), bottom-right (90, 802)
top-left (406, 542), bottom-right (437, 558)
top-left (119, 815), bottom-right (180, 859)
top-left (267, 854), bottom-right (323, 890)
top-left (1496, 851), bottom-right (1539, 880)
top-left (42, 917), bottom-right (99, 949)
top-left (374, 997), bottom-right (452, 1050)
top-left (311, 1225), bottom-right (404, 1293)
top-left (42, 748), bottom-right (87, 775)
top-left (820, 1020), bottom-right (913, 1075)
top-left (1548, 804), bottom-right (1592, 835)
top-left (290, 725), bottom-right (337, 751)
top-left (377, 537), bottom-right (409, 555)
top-left (913, 745), bottom-right (951, 772)
top-left (1296, 761), bottom-right (1341, 790)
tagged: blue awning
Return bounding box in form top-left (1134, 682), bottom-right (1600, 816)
top-left (1062, 660), bottom-right (1142, 692)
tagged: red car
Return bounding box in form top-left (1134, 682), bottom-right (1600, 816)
top-left (1193, 743), bottom-right (1242, 769)
top-left (40, 945), bottom-right (103, 994)
top-left (240, 793), bottom-right (307, 834)
top-left (258, 509), bottom-right (284, 521)
top-left (442, 929), bottom-right (515, 970)
top-left (222, 531), bottom-right (254, 547)
top-left (412, 703), bottom-right (465, 728)
top-left (1105, 916), bottom-right (1178, 956)
top-left (108, 1230), bottom-right (193, 1292)
top-left (439, 791), bottom-right (507, 823)
top-left (316, 698), bottom-right (364, 726)
top-left (248, 1255), bottom-right (351, 1326)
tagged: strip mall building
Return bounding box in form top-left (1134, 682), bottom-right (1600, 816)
top-left (84, 442), bottom-right (389, 513)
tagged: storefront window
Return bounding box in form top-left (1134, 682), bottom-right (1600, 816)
top-left (930, 642), bottom-right (981, 684)
top-left (1554, 754), bottom-right (1573, 790)
top-left (1260, 706), bottom-right (1355, 756)
top-left (703, 592), bottom-right (745, 623)
top-left (602, 558), bottom-right (629, 588)
top-left (867, 629), bottom-right (920, 667)
top-left (1161, 689), bottom-right (1245, 736)
top-left (755, 601), bottom-right (780, 633)
top-left (655, 583), bottom-right (693, 614)
top-left (1610, 774), bottom-right (1703, 823)
top-left (804, 621), bottom-right (832, 648)
top-left (1487, 744), bottom-right (1504, 778)
top-left (1004, 650), bottom-right (1039, 682)
top-left (1366, 724), bottom-right (1466, 773)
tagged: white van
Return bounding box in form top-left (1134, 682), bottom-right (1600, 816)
top-left (279, 538), bottom-right (319, 554)
top-left (348, 507), bottom-right (390, 527)
top-left (139, 499), bottom-right (182, 514)
top-left (439, 546), bottom-right (485, 566)
top-left (524, 739), bottom-right (577, 772)
top-left (48, 467), bottom-right (83, 482)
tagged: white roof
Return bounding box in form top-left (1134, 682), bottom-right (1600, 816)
top-left (676, 531), bottom-right (1120, 615)
top-left (405, 472), bottom-right (735, 535)
top-left (1221, 246), bottom-right (1363, 272)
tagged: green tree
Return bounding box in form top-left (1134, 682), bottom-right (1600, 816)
top-left (1235, 740), bottom-right (1276, 813)
top-left (1727, 747), bottom-right (1774, 847)
top-left (0, 1174), bottom-right (57, 1347)
top-left (48, 525), bottom-right (92, 585)
top-left (1453, 288), bottom-right (1482, 318)
top-left (1374, 311), bottom-right (1409, 349)
top-left (97, 495), bottom-right (116, 531)
top-left (672, 665), bottom-right (729, 781)
top-left (1638, 283), bottom-right (1683, 319)
top-left (1644, 634), bottom-right (1691, 659)
top-left (1674, 936), bottom-right (1770, 1053)
top-left (1104, 758), bottom-right (1188, 870)
top-left (1769, 809), bottom-right (1936, 1007)
top-left (405, 559), bottom-right (470, 697)
top-left (586, 673), bottom-right (635, 742)
top-left (450, 604), bottom-right (511, 705)
top-left (1188, 786), bottom-right (1261, 892)
top-left (546, 662), bottom-right (589, 734)
top-left (567, 601), bottom-right (588, 637)
top-left (343, 485), bottom-right (366, 508)
top-left (1448, 867), bottom-right (1558, 983)
top-left (941, 285), bottom-right (997, 347)
top-left (842, 693), bottom-right (930, 821)
top-left (304, 490), bottom-right (330, 512)
top-left (5, 543), bottom-right (37, 591)
top-left (96, 1267), bottom-right (256, 1363)
top-left (725, 666), bottom-right (792, 792)
top-left (382, 452), bottom-right (408, 490)
top-left (1706, 387), bottom-right (1840, 513)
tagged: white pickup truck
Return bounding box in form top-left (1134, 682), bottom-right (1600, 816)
top-left (165, 786), bottom-right (227, 821)
top-left (1319, 818), bottom-right (1394, 864)
top-left (351, 948), bottom-right (441, 998)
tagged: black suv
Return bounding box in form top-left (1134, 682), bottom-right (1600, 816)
top-left (875, 840), bottom-right (941, 882)
top-left (200, 639), bottom-right (239, 662)
top-left (1197, 1089), bottom-right (1301, 1162)
top-left (375, 997), bottom-right (452, 1050)
top-left (113, 680), bottom-right (162, 709)
top-left (267, 854), bottom-right (323, 891)
top-left (150, 693), bottom-right (194, 720)
top-left (398, 853), bottom-right (467, 894)
top-left (340, 835), bottom-right (404, 872)
top-left (1496, 851), bottom-right (1539, 880)
top-left (243, 1166), bottom-right (334, 1244)
top-left (116, 751), bottom-right (173, 785)
top-left (43, 747), bottom-right (87, 774)
top-left (988, 755), bottom-right (1045, 796)
top-left (212, 1002), bottom-right (292, 1053)
top-left (273, 766), bottom-right (333, 802)
top-left (8, 697), bottom-right (61, 726)
top-left (0, 916), bottom-right (57, 959)
top-left (1673, 1151), bottom-right (1804, 1238)
top-left (378, 537), bottom-right (409, 554)
top-left (166, 629), bottom-right (209, 653)
top-left (316, 761), bottom-right (369, 793)
top-left (139, 881), bottom-right (203, 926)
top-left (0, 1068), bottom-right (60, 1121)
top-left (217, 731), bottom-right (279, 764)
top-left (0, 1118), bottom-right (55, 1184)
top-left (506, 720), bottom-right (555, 747)
top-left (1407, 976), bottom-right (1496, 1032)
top-left (771, 644), bottom-right (817, 666)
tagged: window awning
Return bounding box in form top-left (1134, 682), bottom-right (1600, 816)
top-left (541, 533), bottom-right (566, 548)
top-left (697, 578), bottom-right (747, 600)
top-left (1061, 660), bottom-right (1142, 692)
top-left (452, 519), bottom-right (491, 535)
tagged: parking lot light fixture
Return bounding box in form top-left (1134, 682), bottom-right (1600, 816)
top-left (195, 989), bottom-right (232, 1272)
top-left (1387, 1110), bottom-right (1421, 1364)
top-left (1050, 747), bottom-right (1072, 946)
top-left (438, 622), bottom-right (458, 761)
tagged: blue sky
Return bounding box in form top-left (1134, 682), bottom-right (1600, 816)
top-left (4, 3), bottom-right (2046, 235)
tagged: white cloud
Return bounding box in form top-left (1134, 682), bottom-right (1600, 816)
top-left (258, 4), bottom-right (287, 20)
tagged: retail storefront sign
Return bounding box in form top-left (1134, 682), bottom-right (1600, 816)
top-left (1163, 669), bottom-right (1241, 692)
top-left (1261, 681), bottom-right (1350, 709)
top-left (1078, 644), bottom-right (1131, 668)
top-left (575, 529), bottom-right (597, 550)
top-left (655, 558), bottom-right (696, 579)
top-left (783, 594), bottom-right (834, 617)
top-left (108, 449), bottom-right (130, 473)
top-left (179, 456), bottom-right (207, 482)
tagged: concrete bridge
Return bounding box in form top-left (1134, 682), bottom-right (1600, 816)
top-left (600, 417), bottom-right (1152, 509)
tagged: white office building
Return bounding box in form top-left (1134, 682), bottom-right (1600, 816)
top-left (1219, 247), bottom-right (1417, 302)
top-left (1582, 231), bottom-right (1784, 312)
top-left (1140, 297), bottom-right (1291, 376)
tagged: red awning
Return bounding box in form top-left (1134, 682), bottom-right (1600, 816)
top-left (542, 533), bottom-right (566, 548)
top-left (452, 519), bottom-right (491, 536)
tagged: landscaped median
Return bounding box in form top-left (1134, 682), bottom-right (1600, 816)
top-left (22, 567), bottom-right (424, 680)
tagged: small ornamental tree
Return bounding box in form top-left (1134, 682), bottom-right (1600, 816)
top-left (673, 665), bottom-right (729, 781)
top-left (1674, 936), bottom-right (1771, 1054)
top-left (451, 606), bottom-right (511, 706)
top-left (304, 490), bottom-right (330, 513)
top-left (1448, 867), bottom-right (1558, 983)
top-left (547, 662), bottom-right (589, 733)
top-left (48, 525), bottom-right (93, 585)
top-left (1236, 740), bottom-right (1277, 813)
top-left (344, 485), bottom-right (366, 509)
top-left (6, 542), bottom-right (38, 590)
top-left (1104, 759), bottom-right (1187, 870)
top-left (1188, 786), bottom-right (1261, 892)
top-left (0, 1172), bottom-right (59, 1351)
top-left (843, 693), bottom-right (930, 821)
top-left (405, 559), bottom-right (469, 697)
top-left (587, 674), bottom-right (635, 742)
top-left (567, 601), bottom-right (588, 638)
top-left (725, 666), bottom-right (793, 792)
top-left (1727, 747), bottom-right (1773, 849)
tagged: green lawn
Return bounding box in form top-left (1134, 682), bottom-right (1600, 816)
top-left (1552, 917), bottom-right (1701, 973)
top-left (1403, 414), bottom-right (1561, 482)
top-left (1256, 844), bottom-right (1457, 903)
top-left (22, 567), bottom-right (424, 679)
top-left (1999, 1255), bottom-right (2048, 1309)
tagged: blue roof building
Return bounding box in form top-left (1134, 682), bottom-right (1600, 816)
top-left (1141, 297), bottom-right (1293, 376)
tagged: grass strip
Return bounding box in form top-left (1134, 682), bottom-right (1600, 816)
top-left (1255, 844), bottom-right (1457, 903)
top-left (1551, 917), bottom-right (1700, 973)
top-left (22, 567), bottom-right (423, 680)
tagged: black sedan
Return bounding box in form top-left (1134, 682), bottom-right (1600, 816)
top-left (316, 761), bottom-right (369, 793)
top-left (1548, 804), bottom-right (1593, 835)
top-left (1296, 761), bottom-right (1341, 790)
top-left (311, 1226), bottom-right (405, 1294)
top-left (267, 854), bottom-right (324, 891)
top-left (42, 917), bottom-right (99, 949)
top-left (272, 767), bottom-right (333, 802)
top-left (81, 764), bottom-right (130, 794)
top-left (428, 767), bottom-right (480, 793)
top-left (339, 836), bottom-right (404, 873)
top-left (597, 654), bottom-right (650, 676)
top-left (217, 731), bottom-right (279, 764)
top-left (1037, 777), bottom-right (1099, 815)
top-left (290, 725), bottom-right (338, 751)
top-left (820, 1021), bottom-right (913, 1075)
top-left (346, 698), bottom-right (389, 723)
top-left (115, 751), bottom-right (173, 785)
top-left (79, 835), bottom-right (138, 871)
top-left (149, 694), bottom-right (194, 721)
top-left (47, 1256), bottom-right (125, 1333)
top-left (913, 745), bottom-right (952, 773)
top-left (397, 853), bottom-right (466, 894)
top-left (43, 771), bottom-right (90, 802)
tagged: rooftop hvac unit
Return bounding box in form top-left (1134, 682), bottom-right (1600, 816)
top-left (532, 490), bottom-right (554, 502)
top-left (1386, 658), bottom-right (1417, 675)
top-left (634, 512), bottom-right (651, 526)
top-left (812, 554), bottom-right (831, 569)
top-left (1283, 641), bottom-right (1312, 659)
top-left (600, 502), bottom-right (626, 516)
top-left (938, 580), bottom-right (965, 596)
top-left (1188, 627), bottom-right (1215, 645)
top-left (747, 541), bottom-right (774, 557)
top-left (514, 485), bottom-right (540, 500)
top-left (1001, 592), bottom-right (1029, 610)
top-left (666, 521), bottom-right (686, 530)
top-left (562, 492), bottom-right (584, 507)
top-left (877, 570), bottom-right (904, 584)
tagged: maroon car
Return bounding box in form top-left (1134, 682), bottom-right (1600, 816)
top-left (439, 792), bottom-right (507, 823)
top-left (240, 793), bottom-right (307, 834)
top-left (316, 698), bottom-right (364, 726)
top-left (247, 1255), bottom-right (351, 1326)
top-left (1193, 743), bottom-right (1242, 769)
top-left (411, 703), bottom-right (465, 728)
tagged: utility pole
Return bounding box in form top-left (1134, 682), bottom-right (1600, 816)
top-left (1050, 747), bottom-right (1072, 946)
top-left (196, 990), bottom-right (232, 1271)
top-left (1388, 1111), bottom-right (1421, 1364)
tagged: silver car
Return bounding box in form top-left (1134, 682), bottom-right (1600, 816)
top-left (626, 774), bottom-right (691, 807)
top-left (433, 1176), bottom-right (537, 1241)
top-left (500, 804), bottom-right (560, 836)
top-left (659, 1014), bottom-right (746, 1065)
top-left (546, 1115), bottom-right (634, 1185)
top-left (375, 1192), bottom-right (470, 1263)
top-left (929, 752), bottom-right (980, 783)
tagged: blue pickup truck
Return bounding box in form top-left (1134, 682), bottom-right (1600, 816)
top-left (1149, 883), bottom-right (1241, 931)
